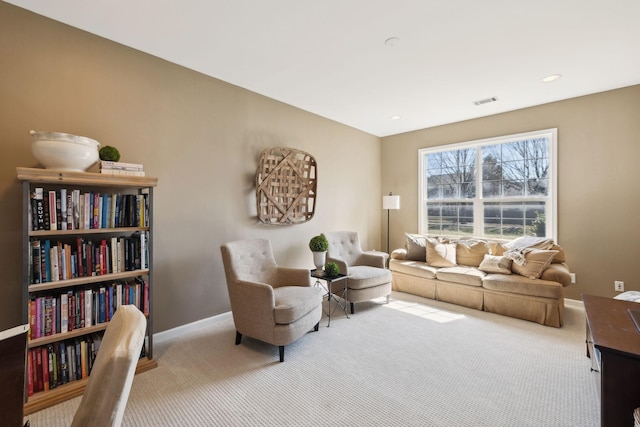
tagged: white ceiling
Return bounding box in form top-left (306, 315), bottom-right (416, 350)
top-left (6, 0), bottom-right (640, 137)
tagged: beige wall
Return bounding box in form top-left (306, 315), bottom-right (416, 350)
top-left (3, 4), bottom-right (636, 333)
top-left (0, 4), bottom-right (382, 331)
top-left (381, 85), bottom-right (640, 300)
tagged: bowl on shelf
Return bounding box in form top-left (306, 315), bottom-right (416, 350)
top-left (29, 130), bottom-right (100, 172)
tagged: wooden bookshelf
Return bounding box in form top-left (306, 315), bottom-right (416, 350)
top-left (18, 167), bottom-right (158, 413)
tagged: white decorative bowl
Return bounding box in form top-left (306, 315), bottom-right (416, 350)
top-left (30, 131), bottom-right (100, 172)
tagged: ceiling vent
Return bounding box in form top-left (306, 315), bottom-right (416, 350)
top-left (473, 96), bottom-right (498, 106)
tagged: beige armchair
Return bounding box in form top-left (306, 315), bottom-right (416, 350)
top-left (325, 231), bottom-right (392, 314)
top-left (220, 239), bottom-right (323, 362)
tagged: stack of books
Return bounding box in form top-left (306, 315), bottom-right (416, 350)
top-left (99, 161), bottom-right (145, 176)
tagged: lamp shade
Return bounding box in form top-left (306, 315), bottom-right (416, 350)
top-left (383, 194), bottom-right (400, 210)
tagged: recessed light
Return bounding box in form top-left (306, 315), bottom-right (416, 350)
top-left (473, 97), bottom-right (498, 106)
top-left (541, 74), bottom-right (562, 83)
top-left (389, 115), bottom-right (401, 120)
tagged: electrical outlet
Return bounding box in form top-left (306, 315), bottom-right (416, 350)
top-left (614, 281), bottom-right (624, 292)
top-left (569, 273), bottom-right (576, 284)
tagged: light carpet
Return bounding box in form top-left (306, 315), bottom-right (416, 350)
top-left (25, 291), bottom-right (600, 426)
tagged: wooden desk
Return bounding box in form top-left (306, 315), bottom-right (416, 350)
top-left (583, 294), bottom-right (640, 427)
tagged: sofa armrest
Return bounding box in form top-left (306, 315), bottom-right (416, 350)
top-left (540, 263), bottom-right (572, 287)
top-left (391, 248), bottom-right (407, 260)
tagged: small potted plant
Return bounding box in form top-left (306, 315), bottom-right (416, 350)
top-left (309, 233), bottom-right (329, 271)
top-left (324, 262), bottom-right (340, 277)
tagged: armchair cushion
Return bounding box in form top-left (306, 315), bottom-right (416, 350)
top-left (346, 266), bottom-right (392, 290)
top-left (274, 286), bottom-right (323, 324)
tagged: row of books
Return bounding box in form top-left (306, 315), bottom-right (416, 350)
top-left (29, 233), bottom-right (148, 284)
top-left (29, 280), bottom-right (149, 340)
top-left (27, 332), bottom-right (147, 395)
top-left (28, 335), bottom-right (101, 395)
top-left (30, 188), bottom-right (148, 232)
top-left (99, 160), bottom-right (145, 177)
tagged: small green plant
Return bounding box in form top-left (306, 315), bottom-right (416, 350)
top-left (309, 234), bottom-right (328, 252)
top-left (99, 146), bottom-right (121, 162)
top-left (324, 262), bottom-right (339, 277)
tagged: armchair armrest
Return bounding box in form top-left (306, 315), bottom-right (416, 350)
top-left (273, 267), bottom-right (312, 287)
top-left (355, 252), bottom-right (387, 268)
top-left (231, 280), bottom-right (276, 323)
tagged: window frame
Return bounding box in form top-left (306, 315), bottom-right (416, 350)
top-left (418, 128), bottom-right (558, 240)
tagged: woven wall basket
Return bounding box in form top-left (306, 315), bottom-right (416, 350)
top-left (256, 147), bottom-right (317, 225)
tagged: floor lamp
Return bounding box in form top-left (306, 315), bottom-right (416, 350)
top-left (382, 192), bottom-right (400, 254)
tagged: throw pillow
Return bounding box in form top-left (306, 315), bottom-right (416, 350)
top-left (550, 244), bottom-right (566, 263)
top-left (456, 240), bottom-right (489, 267)
top-left (490, 242), bottom-right (509, 256)
top-left (404, 233), bottom-right (427, 261)
top-left (478, 254), bottom-right (512, 274)
top-left (506, 236), bottom-right (555, 251)
top-left (511, 249), bottom-right (559, 280)
top-left (426, 239), bottom-right (456, 267)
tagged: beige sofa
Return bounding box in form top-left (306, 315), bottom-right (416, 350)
top-left (389, 234), bottom-right (572, 327)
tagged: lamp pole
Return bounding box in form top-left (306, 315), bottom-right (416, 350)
top-left (382, 192), bottom-right (400, 255)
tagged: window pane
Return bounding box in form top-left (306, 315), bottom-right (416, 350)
top-left (502, 180), bottom-right (524, 196)
top-left (426, 202), bottom-right (473, 237)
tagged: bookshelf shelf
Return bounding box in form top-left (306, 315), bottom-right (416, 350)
top-left (28, 269), bottom-right (150, 293)
top-left (29, 226), bottom-right (149, 238)
top-left (27, 322), bottom-right (111, 348)
top-left (18, 167), bottom-right (158, 414)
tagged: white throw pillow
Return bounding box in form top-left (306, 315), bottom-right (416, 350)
top-left (478, 254), bottom-right (512, 274)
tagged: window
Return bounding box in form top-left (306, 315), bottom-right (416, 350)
top-left (419, 129), bottom-right (557, 240)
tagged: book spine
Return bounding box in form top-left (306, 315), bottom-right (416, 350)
top-left (48, 190), bottom-right (57, 231)
top-left (33, 187), bottom-right (45, 230)
top-left (60, 293), bottom-right (68, 334)
top-left (100, 160), bottom-right (144, 170)
top-left (60, 188), bottom-right (67, 230)
top-left (31, 240), bottom-right (41, 284)
top-left (83, 193), bottom-right (91, 229)
top-left (59, 341), bottom-right (68, 385)
top-left (42, 347), bottom-right (49, 391)
top-left (27, 350), bottom-right (34, 396)
top-left (93, 192), bottom-right (100, 229)
top-left (85, 289), bottom-right (92, 327)
top-left (72, 189), bottom-right (81, 230)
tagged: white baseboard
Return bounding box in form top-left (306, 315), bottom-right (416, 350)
top-left (154, 311), bottom-right (232, 342)
top-left (565, 297), bottom-right (584, 308)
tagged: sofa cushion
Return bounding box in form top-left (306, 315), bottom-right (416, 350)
top-left (435, 266), bottom-right (485, 287)
top-left (346, 265), bottom-right (392, 290)
top-left (456, 240), bottom-right (489, 267)
top-left (389, 259), bottom-right (438, 279)
top-left (511, 249), bottom-right (558, 279)
top-left (404, 233), bottom-right (427, 261)
top-left (478, 254), bottom-right (512, 274)
top-left (426, 240), bottom-right (456, 267)
top-left (482, 273), bottom-right (563, 299)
